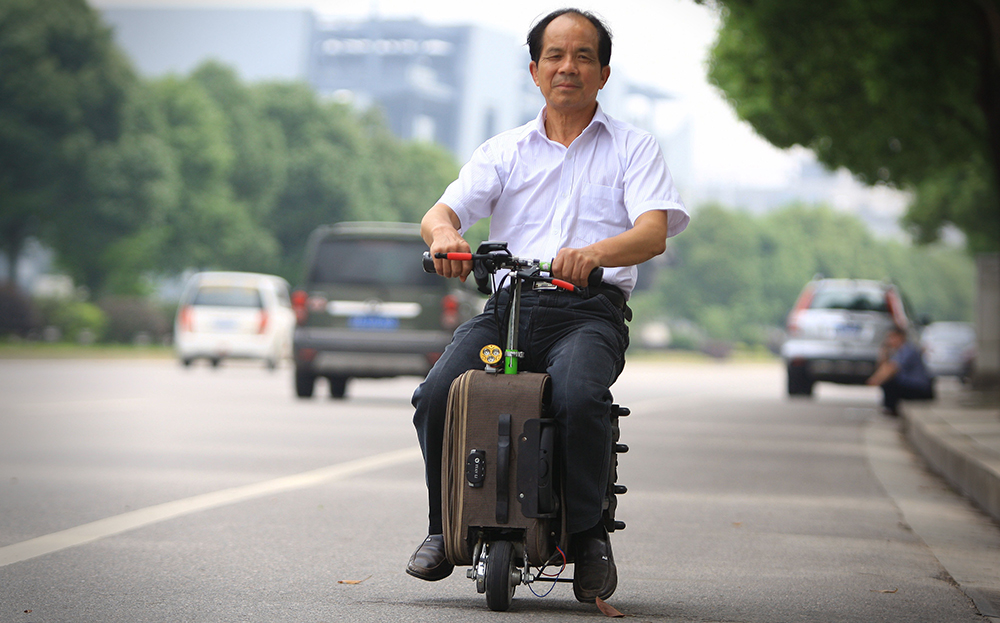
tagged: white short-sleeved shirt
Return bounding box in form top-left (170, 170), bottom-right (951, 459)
top-left (439, 104), bottom-right (689, 297)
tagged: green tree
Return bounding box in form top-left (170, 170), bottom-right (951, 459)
top-left (0, 0), bottom-right (134, 283)
top-left (191, 62), bottom-right (287, 224)
top-left (704, 0), bottom-right (1000, 253)
top-left (149, 74), bottom-right (279, 274)
top-left (359, 109), bottom-right (458, 224)
top-left (257, 83), bottom-right (380, 278)
top-left (49, 80), bottom-right (179, 294)
top-left (642, 203), bottom-right (974, 346)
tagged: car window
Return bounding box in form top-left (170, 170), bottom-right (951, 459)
top-left (192, 285), bottom-right (263, 308)
top-left (925, 324), bottom-right (974, 340)
top-left (275, 284), bottom-right (291, 308)
top-left (810, 287), bottom-right (888, 312)
top-left (311, 238), bottom-right (440, 287)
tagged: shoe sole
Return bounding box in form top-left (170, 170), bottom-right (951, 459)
top-left (405, 565), bottom-right (454, 582)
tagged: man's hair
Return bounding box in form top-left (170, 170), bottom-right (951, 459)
top-left (527, 8), bottom-right (612, 68)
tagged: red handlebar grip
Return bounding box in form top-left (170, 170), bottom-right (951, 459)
top-left (550, 279), bottom-right (576, 291)
top-left (441, 252), bottom-right (473, 260)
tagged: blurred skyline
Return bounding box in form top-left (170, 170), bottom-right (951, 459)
top-left (90, 0), bottom-right (911, 234)
top-left (90, 0), bottom-right (806, 187)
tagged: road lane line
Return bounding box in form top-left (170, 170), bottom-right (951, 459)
top-left (0, 447), bottom-right (421, 567)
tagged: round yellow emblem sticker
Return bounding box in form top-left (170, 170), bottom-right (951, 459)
top-left (479, 344), bottom-right (503, 365)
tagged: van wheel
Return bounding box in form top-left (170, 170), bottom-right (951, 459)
top-left (787, 363), bottom-right (814, 396)
top-left (295, 368), bottom-right (316, 398)
top-left (327, 376), bottom-right (348, 399)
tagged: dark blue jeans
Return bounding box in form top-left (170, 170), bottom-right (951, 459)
top-left (412, 287), bottom-right (629, 535)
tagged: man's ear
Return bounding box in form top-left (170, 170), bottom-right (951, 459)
top-left (529, 60), bottom-right (540, 86)
top-left (599, 65), bottom-right (611, 89)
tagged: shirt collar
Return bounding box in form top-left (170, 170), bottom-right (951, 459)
top-left (525, 102), bottom-right (610, 146)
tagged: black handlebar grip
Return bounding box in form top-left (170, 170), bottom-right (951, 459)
top-left (588, 266), bottom-right (604, 288)
top-left (422, 251), bottom-right (437, 274)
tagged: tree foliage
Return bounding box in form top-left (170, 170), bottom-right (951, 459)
top-left (704, 0), bottom-right (1000, 253)
top-left (0, 1), bottom-right (459, 295)
top-left (637, 203), bottom-right (975, 346)
top-left (0, 0), bottom-right (135, 282)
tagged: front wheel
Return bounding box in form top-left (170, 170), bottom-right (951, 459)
top-left (485, 540), bottom-right (517, 612)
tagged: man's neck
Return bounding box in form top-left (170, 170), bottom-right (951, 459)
top-left (543, 103), bottom-right (598, 148)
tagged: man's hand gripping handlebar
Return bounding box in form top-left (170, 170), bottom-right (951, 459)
top-left (422, 242), bottom-right (603, 295)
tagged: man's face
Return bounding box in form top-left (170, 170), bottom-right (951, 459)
top-left (529, 13), bottom-right (610, 115)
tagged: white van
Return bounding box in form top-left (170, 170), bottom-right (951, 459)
top-left (174, 271), bottom-right (295, 369)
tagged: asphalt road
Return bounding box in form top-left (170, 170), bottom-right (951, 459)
top-left (1, 357), bottom-right (996, 622)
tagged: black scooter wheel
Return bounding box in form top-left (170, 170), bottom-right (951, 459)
top-left (485, 540), bottom-right (517, 611)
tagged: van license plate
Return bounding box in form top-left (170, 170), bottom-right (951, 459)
top-left (348, 316), bottom-right (399, 331)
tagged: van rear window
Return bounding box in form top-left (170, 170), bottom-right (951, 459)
top-left (810, 287), bottom-right (888, 312)
top-left (311, 238), bottom-right (440, 287)
top-left (192, 286), bottom-right (262, 308)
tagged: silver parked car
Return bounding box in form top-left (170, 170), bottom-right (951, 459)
top-left (920, 321), bottom-right (976, 380)
top-left (780, 278), bottom-right (915, 396)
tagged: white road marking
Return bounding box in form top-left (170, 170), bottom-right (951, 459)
top-left (0, 447), bottom-right (421, 567)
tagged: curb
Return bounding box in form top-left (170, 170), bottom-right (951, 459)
top-left (904, 404), bottom-right (1000, 524)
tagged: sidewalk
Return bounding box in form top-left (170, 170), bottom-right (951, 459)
top-left (903, 380), bottom-right (1000, 523)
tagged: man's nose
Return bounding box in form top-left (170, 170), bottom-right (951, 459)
top-left (557, 56), bottom-right (578, 74)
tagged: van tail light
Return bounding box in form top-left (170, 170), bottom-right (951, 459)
top-left (291, 290), bottom-right (308, 325)
top-left (441, 294), bottom-right (461, 330)
top-left (178, 306), bottom-right (193, 332)
top-left (258, 310), bottom-right (269, 334)
top-left (786, 286), bottom-right (814, 336)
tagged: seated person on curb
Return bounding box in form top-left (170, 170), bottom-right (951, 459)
top-left (866, 326), bottom-right (935, 416)
top-left (404, 8), bottom-right (690, 603)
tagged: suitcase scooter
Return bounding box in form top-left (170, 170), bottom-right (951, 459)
top-left (423, 242), bottom-right (629, 611)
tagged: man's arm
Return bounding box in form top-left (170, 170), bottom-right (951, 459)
top-left (866, 360), bottom-right (899, 386)
top-left (421, 203), bottom-right (473, 281)
top-left (552, 210), bottom-right (670, 287)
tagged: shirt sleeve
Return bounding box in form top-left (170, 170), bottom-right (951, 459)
top-left (623, 134), bottom-right (690, 238)
top-left (438, 141), bottom-right (503, 234)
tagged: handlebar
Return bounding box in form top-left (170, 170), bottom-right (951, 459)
top-left (422, 248), bottom-right (603, 293)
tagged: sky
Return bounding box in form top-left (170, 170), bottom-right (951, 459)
top-left (90, 0), bottom-right (809, 188)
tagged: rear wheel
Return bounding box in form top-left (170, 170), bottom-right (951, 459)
top-left (787, 362), bottom-right (814, 396)
top-left (484, 539), bottom-right (517, 612)
top-left (327, 375), bottom-right (348, 399)
top-left (295, 368), bottom-right (316, 398)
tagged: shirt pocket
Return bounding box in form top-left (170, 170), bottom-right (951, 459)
top-left (576, 182), bottom-right (628, 243)
top-left (581, 183), bottom-right (626, 220)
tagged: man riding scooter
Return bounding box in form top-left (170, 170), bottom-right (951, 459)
top-left (407, 8), bottom-right (690, 603)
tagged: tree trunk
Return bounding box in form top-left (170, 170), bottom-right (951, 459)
top-left (973, 253), bottom-right (1000, 391)
top-left (972, 1), bottom-right (1000, 391)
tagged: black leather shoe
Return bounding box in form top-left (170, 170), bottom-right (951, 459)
top-left (406, 535), bottom-right (454, 581)
top-left (572, 527), bottom-right (617, 602)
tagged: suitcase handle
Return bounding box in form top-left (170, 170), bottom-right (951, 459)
top-left (496, 413), bottom-right (511, 524)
